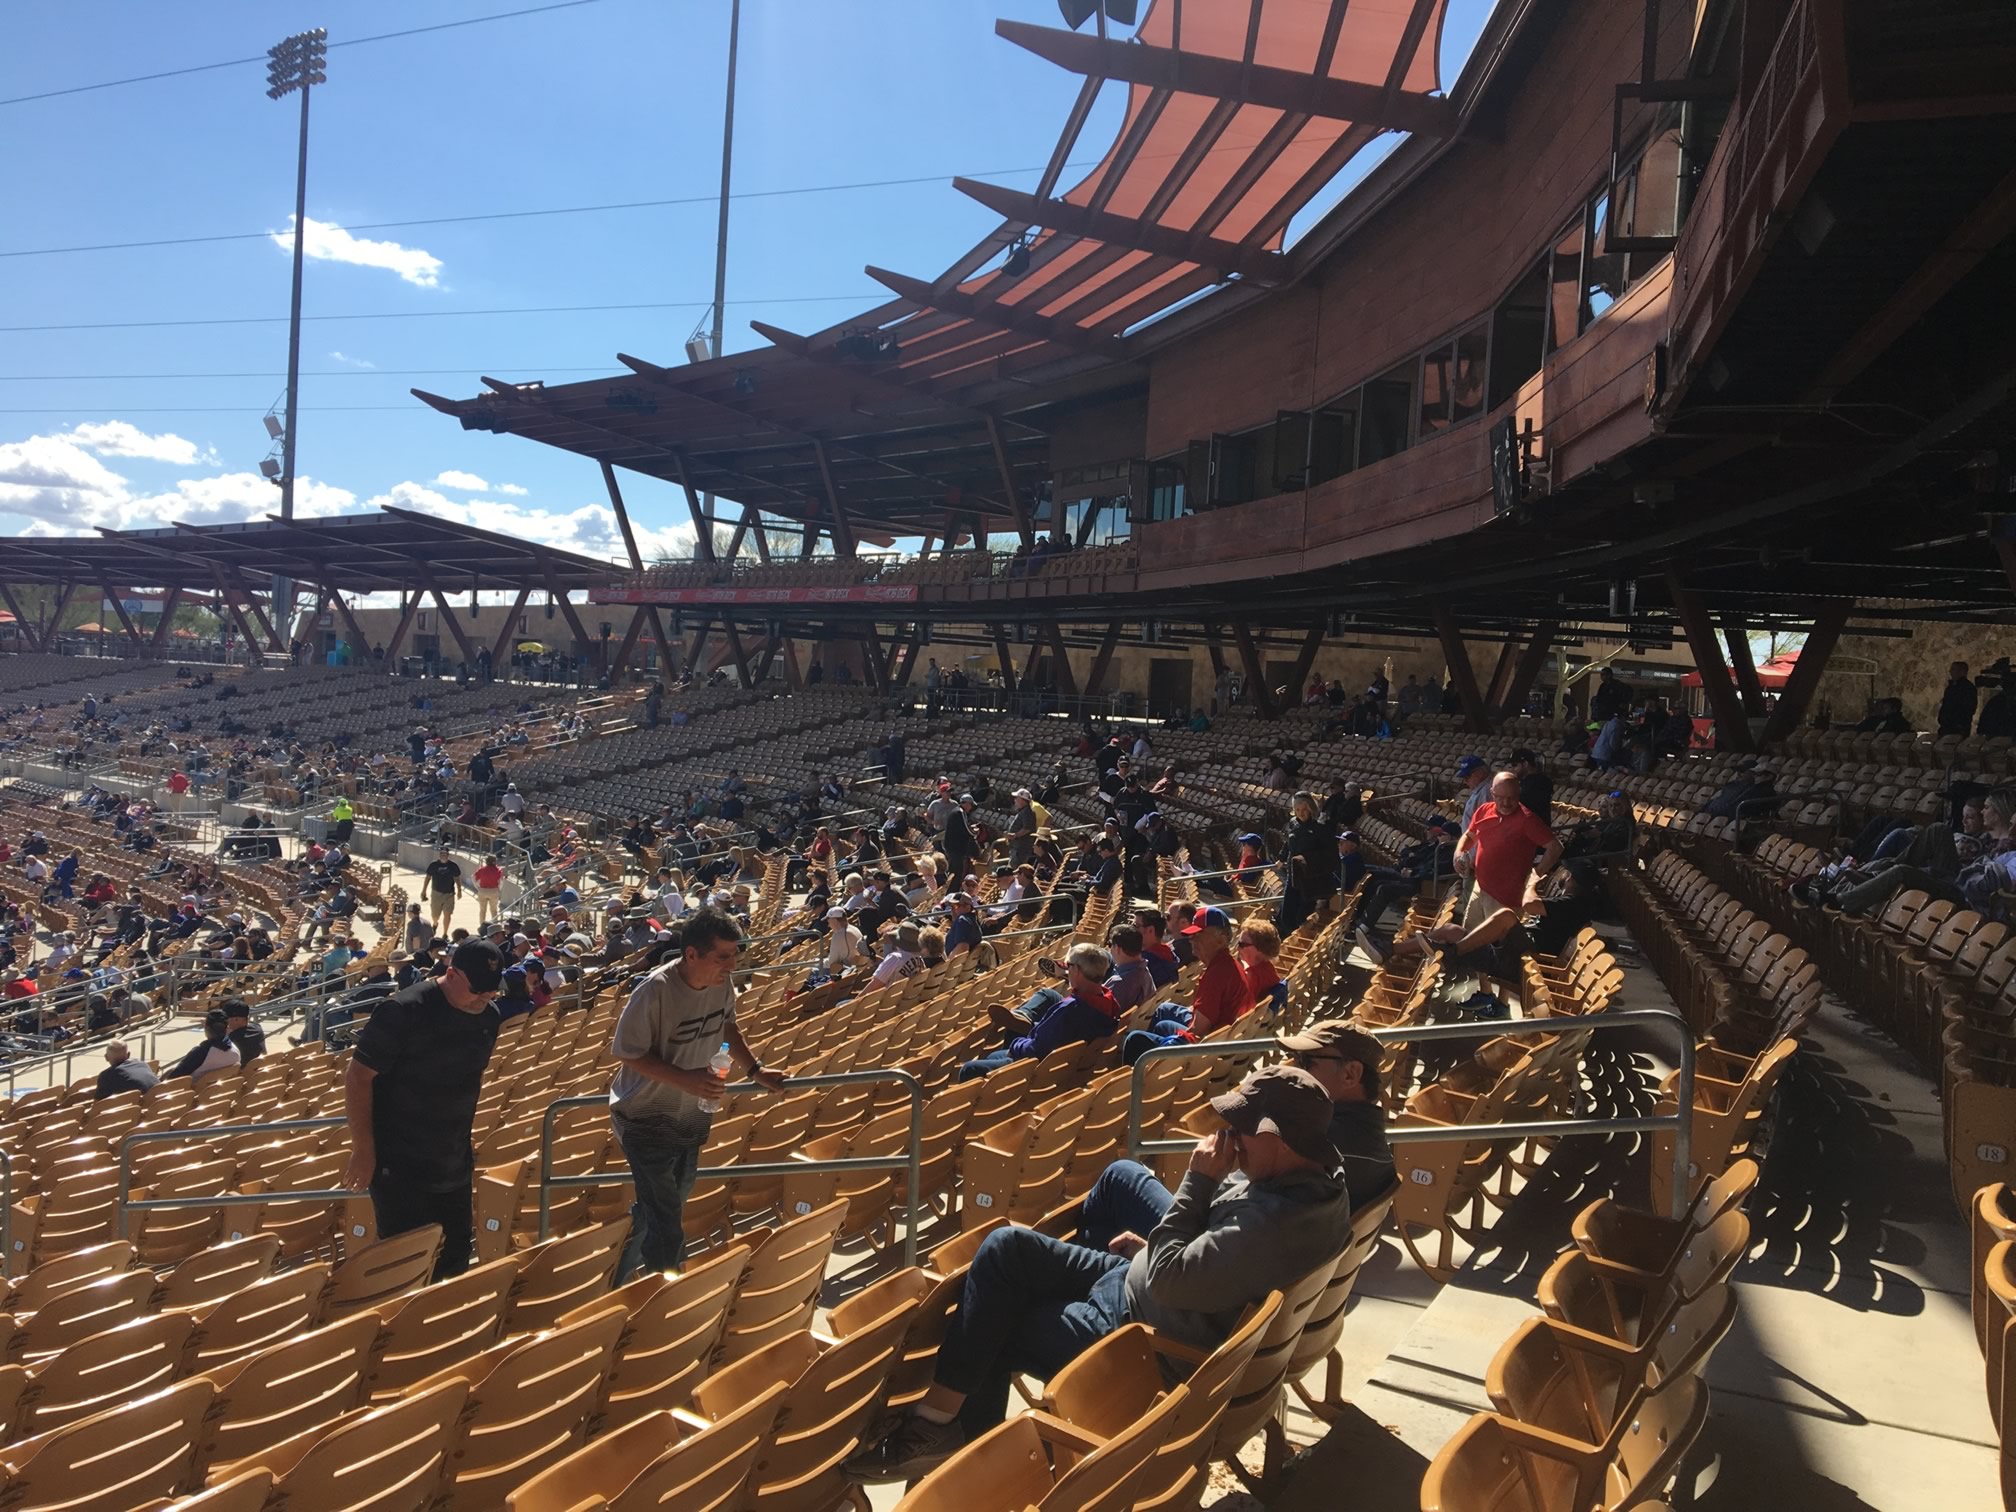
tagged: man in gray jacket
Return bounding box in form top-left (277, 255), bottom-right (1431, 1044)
top-left (847, 1064), bottom-right (1353, 1480)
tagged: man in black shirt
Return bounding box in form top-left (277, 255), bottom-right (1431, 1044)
top-left (223, 998), bottom-right (266, 1064)
top-left (1277, 1019), bottom-right (1396, 1209)
top-left (1510, 749), bottom-right (1553, 829)
top-left (96, 1041), bottom-right (157, 1099)
top-left (423, 847), bottom-right (463, 936)
top-left (343, 938), bottom-right (505, 1280)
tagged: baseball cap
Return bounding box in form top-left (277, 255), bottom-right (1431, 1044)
top-left (1337, 829), bottom-right (1360, 845)
top-left (1455, 755), bottom-right (1486, 777)
top-left (1181, 905), bottom-right (1233, 936)
top-left (449, 939), bottom-right (506, 993)
top-left (826, 906), bottom-right (848, 920)
top-left (1236, 832), bottom-right (1264, 847)
top-left (945, 892), bottom-right (972, 908)
top-left (1209, 1065), bottom-right (1339, 1164)
top-left (1278, 1018), bottom-right (1384, 1071)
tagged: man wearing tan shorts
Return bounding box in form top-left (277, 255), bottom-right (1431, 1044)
top-left (1454, 771), bottom-right (1561, 930)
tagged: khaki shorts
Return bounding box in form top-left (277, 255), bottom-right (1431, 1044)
top-left (1463, 884), bottom-right (1513, 931)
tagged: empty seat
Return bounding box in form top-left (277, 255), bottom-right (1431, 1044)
top-left (503, 1384), bottom-right (787, 1512)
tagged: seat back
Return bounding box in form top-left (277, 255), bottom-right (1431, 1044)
top-left (506, 1217), bottom-right (632, 1333)
top-left (260, 1375), bottom-right (469, 1512)
top-left (13, 1268), bottom-right (157, 1361)
top-left (503, 1384), bottom-right (787, 1512)
top-left (17, 1312), bottom-right (195, 1436)
top-left (155, 1233), bottom-right (283, 1311)
top-left (715, 1198), bottom-right (848, 1365)
top-left (0, 1377), bottom-right (213, 1512)
top-left (323, 1224), bottom-right (444, 1319)
top-left (196, 1313), bottom-right (381, 1475)
top-left (364, 1253), bottom-right (521, 1403)
top-left (3, 1241), bottom-right (135, 1315)
top-left (155, 1465), bottom-right (276, 1512)
top-left (180, 1263), bottom-right (333, 1375)
top-left (568, 1242), bottom-right (750, 1431)
top-left (1206, 1260), bottom-right (1334, 1462)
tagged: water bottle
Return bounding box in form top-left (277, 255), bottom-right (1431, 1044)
top-left (698, 1041), bottom-right (733, 1114)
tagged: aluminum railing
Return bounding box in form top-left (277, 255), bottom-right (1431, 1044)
top-left (115, 1116), bottom-right (348, 1241)
top-left (537, 1067), bottom-right (925, 1262)
top-left (0, 1150), bottom-right (12, 1278)
top-left (1126, 1007), bottom-right (1698, 1220)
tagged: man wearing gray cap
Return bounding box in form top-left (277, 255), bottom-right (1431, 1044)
top-left (1278, 1018), bottom-right (1396, 1207)
top-left (847, 1063), bottom-right (1353, 1479)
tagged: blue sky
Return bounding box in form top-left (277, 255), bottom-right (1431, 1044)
top-left (1, 0), bottom-right (1497, 567)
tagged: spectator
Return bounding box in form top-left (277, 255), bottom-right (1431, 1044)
top-left (1455, 755), bottom-right (1491, 827)
top-left (1590, 666), bottom-right (1631, 722)
top-left (608, 908), bottom-right (788, 1280)
top-left (960, 942), bottom-right (1120, 1079)
top-left (86, 994), bottom-right (119, 1034)
top-left (342, 939), bottom-right (508, 1282)
top-left (1321, 777), bottom-right (1362, 831)
top-left (96, 1040), bottom-right (158, 1099)
top-left (1277, 792), bottom-right (1334, 933)
top-left (1122, 906), bottom-right (1254, 1062)
top-left (402, 903), bottom-right (431, 956)
top-left (1510, 749), bottom-right (1554, 829)
top-left (1134, 907), bottom-right (1179, 988)
top-left (423, 846), bottom-right (463, 934)
top-left (1276, 1019), bottom-right (1397, 1207)
top-left (1336, 829), bottom-right (1366, 893)
top-left (223, 998), bottom-right (266, 1064)
top-left (846, 1065), bottom-right (1352, 1472)
top-left (943, 892), bottom-right (982, 958)
top-left (473, 855), bottom-right (504, 924)
top-left (865, 922), bottom-right (927, 991)
top-left (1235, 919), bottom-right (1286, 1013)
top-left (168, 1008), bottom-right (241, 1080)
top-left (823, 906), bottom-right (870, 976)
top-left (1855, 697), bottom-right (1913, 735)
top-left (1103, 926), bottom-right (1153, 1015)
top-left (1454, 771), bottom-right (1561, 929)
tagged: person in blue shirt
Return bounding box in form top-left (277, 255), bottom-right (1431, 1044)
top-left (1336, 830), bottom-right (1366, 893)
top-left (943, 893), bottom-right (983, 957)
top-left (958, 943), bottom-right (1119, 1079)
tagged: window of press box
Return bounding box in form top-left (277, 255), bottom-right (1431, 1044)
top-left (1359, 361), bottom-right (1416, 466)
top-left (1147, 458), bottom-right (1188, 521)
top-left (1489, 259), bottom-right (1547, 410)
top-left (1308, 395), bottom-right (1361, 488)
top-left (1583, 191), bottom-right (1626, 326)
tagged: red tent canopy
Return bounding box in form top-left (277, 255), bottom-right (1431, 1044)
top-left (1681, 651), bottom-right (1799, 689)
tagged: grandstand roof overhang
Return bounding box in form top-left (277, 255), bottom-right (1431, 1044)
top-left (0, 508), bottom-right (616, 594)
top-left (416, 0), bottom-right (1495, 537)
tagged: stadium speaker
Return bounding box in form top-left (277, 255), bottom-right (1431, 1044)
top-left (1489, 416), bottom-right (1521, 518)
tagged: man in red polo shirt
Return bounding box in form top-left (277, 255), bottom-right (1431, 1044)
top-left (1455, 770), bottom-right (1561, 930)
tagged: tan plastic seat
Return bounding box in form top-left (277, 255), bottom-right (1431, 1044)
top-left (0, 1240), bottom-right (135, 1315)
top-left (0, 1376), bottom-right (213, 1512)
top-left (178, 1263), bottom-right (333, 1376)
top-left (5, 1267), bottom-right (157, 1363)
top-left (151, 1465), bottom-right (275, 1512)
top-left (1540, 1209), bottom-right (1750, 1346)
top-left (690, 1289), bottom-right (919, 1512)
top-left (154, 1234), bottom-right (282, 1312)
top-left (565, 1242), bottom-right (750, 1430)
top-left (418, 1304), bottom-right (628, 1511)
top-left (1570, 1158), bottom-right (1758, 1276)
top-left (224, 1375), bottom-right (469, 1512)
top-left (8, 1312), bottom-right (195, 1436)
top-left (322, 1224), bottom-right (444, 1321)
top-left (503, 1383), bottom-right (787, 1512)
top-left (365, 1254), bottom-right (522, 1404)
top-left (714, 1198), bottom-right (848, 1366)
top-left (505, 1217), bottom-right (631, 1334)
top-left (195, 1313), bottom-right (381, 1475)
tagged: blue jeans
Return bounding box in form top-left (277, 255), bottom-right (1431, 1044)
top-left (1120, 1004), bottom-right (1192, 1066)
top-left (611, 1112), bottom-right (704, 1282)
top-left (938, 1160), bottom-right (1174, 1432)
top-left (959, 1048), bottom-right (1018, 1081)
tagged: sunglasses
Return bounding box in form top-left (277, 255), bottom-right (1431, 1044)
top-left (1295, 1051), bottom-right (1347, 1067)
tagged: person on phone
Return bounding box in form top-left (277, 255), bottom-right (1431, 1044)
top-left (958, 941), bottom-right (1119, 1080)
top-left (846, 1064), bottom-right (1352, 1479)
top-left (606, 907), bottom-right (789, 1281)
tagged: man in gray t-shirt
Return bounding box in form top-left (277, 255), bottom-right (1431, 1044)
top-left (607, 908), bottom-right (789, 1280)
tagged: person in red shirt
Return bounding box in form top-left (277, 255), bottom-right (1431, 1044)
top-left (473, 856), bottom-right (505, 925)
top-left (165, 769), bottom-right (190, 811)
top-left (1235, 918), bottom-right (1285, 1013)
top-left (1121, 906), bottom-right (1255, 1063)
top-left (2, 968), bottom-right (35, 1001)
top-left (1455, 771), bottom-right (1562, 930)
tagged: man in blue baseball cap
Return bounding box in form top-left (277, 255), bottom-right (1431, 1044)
top-left (1456, 755), bottom-right (1491, 828)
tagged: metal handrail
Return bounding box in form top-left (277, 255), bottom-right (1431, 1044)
top-left (537, 1066), bottom-right (925, 1263)
top-left (1126, 1007), bottom-right (1698, 1220)
top-left (0, 1150), bottom-right (12, 1278)
top-left (115, 1115), bottom-right (347, 1240)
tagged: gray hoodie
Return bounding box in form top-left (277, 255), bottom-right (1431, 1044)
top-left (1122, 1164), bottom-right (1354, 1357)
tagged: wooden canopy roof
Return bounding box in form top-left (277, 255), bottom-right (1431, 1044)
top-left (417, 0), bottom-right (1455, 539)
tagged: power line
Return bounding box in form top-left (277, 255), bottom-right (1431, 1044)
top-left (0, 163), bottom-right (1070, 259)
top-left (0, 293), bottom-right (880, 334)
top-left (0, 368), bottom-right (623, 381)
top-left (0, 1), bottom-right (609, 106)
top-left (0, 406), bottom-right (443, 414)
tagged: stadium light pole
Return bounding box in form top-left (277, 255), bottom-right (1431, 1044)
top-left (266, 28), bottom-right (325, 659)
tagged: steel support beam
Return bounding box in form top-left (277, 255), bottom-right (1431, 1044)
top-left (488, 586), bottom-right (534, 666)
top-left (1762, 604), bottom-right (1851, 745)
top-left (100, 584), bottom-right (147, 657)
top-left (148, 586), bottom-right (185, 657)
top-left (991, 624), bottom-right (1018, 692)
top-left (1231, 621), bottom-right (1279, 719)
top-left (1502, 619), bottom-right (1560, 722)
top-left (1722, 614), bottom-right (1767, 717)
top-left (1043, 622), bottom-right (1079, 696)
top-left (952, 178), bottom-right (1289, 283)
top-left (383, 591), bottom-right (421, 663)
top-left (1083, 621), bottom-right (1124, 697)
top-left (1668, 573), bottom-right (1754, 753)
top-left (1431, 603), bottom-right (1491, 735)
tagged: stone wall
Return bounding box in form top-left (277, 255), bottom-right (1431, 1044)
top-left (1812, 619), bottom-right (2016, 733)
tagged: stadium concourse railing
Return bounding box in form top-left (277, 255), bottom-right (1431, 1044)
top-left (1127, 1008), bottom-right (1700, 1221)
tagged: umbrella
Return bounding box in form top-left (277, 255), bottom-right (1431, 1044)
top-left (516, 641), bottom-right (547, 653)
top-left (72, 622), bottom-right (107, 634)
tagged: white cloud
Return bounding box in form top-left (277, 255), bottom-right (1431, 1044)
top-left (272, 215), bottom-right (442, 288)
top-left (327, 351), bottom-right (376, 369)
top-left (66, 420), bottom-right (213, 466)
top-left (365, 481), bottom-right (697, 564)
top-left (430, 469), bottom-right (490, 491)
top-left (495, 482), bottom-right (528, 496)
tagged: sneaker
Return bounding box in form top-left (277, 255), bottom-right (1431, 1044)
top-left (845, 1413), bottom-right (966, 1482)
top-left (1355, 924), bottom-right (1387, 966)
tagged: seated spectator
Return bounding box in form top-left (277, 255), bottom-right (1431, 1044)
top-left (223, 999), bottom-right (266, 1064)
top-left (1121, 907), bottom-right (1254, 1063)
top-left (1276, 1019), bottom-right (1397, 1208)
top-left (167, 1008), bottom-right (241, 1080)
top-left (1134, 907), bottom-right (1179, 987)
top-left (1102, 926), bottom-right (1154, 1015)
top-left (846, 1065), bottom-right (1353, 1472)
top-left (863, 921), bottom-right (926, 991)
top-left (96, 1040), bottom-right (158, 1099)
top-left (1856, 697), bottom-right (1913, 735)
top-left (942, 892), bottom-right (983, 957)
top-left (960, 943), bottom-right (1120, 1079)
top-left (1234, 919), bottom-right (1286, 1013)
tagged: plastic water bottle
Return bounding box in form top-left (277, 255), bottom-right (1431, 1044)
top-left (698, 1041), bottom-right (733, 1114)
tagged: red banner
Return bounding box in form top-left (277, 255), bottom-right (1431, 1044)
top-left (590, 583), bottom-right (920, 606)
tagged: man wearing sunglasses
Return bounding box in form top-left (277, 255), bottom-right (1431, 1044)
top-left (1277, 1018), bottom-right (1396, 1208)
top-left (342, 938), bottom-right (508, 1281)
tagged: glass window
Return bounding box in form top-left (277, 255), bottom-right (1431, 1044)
top-left (1584, 192), bottom-right (1626, 327)
top-left (1419, 343), bottom-right (1454, 439)
top-left (1547, 217), bottom-right (1583, 352)
top-left (1490, 260), bottom-right (1547, 410)
top-left (1271, 410), bottom-right (1311, 491)
top-left (1149, 458), bottom-right (1187, 520)
top-left (1309, 393), bottom-right (1360, 486)
top-left (1452, 324), bottom-right (1488, 423)
top-left (1359, 362), bottom-right (1415, 466)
